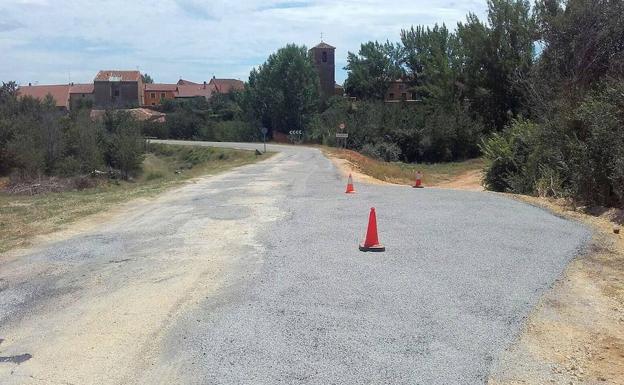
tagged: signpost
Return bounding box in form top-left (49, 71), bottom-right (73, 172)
top-left (288, 130), bottom-right (303, 144)
top-left (336, 123), bottom-right (347, 148)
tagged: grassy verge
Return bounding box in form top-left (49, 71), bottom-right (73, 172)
top-left (322, 147), bottom-right (485, 186)
top-left (0, 144), bottom-right (269, 253)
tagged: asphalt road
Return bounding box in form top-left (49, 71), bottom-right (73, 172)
top-left (0, 141), bottom-right (590, 384)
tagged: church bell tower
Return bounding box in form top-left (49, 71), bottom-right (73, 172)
top-left (309, 40), bottom-right (335, 99)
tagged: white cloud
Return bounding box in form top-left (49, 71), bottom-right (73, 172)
top-left (0, 0), bottom-right (488, 85)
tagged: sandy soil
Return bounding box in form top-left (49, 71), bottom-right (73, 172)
top-left (328, 154), bottom-right (484, 191)
top-left (488, 196), bottom-right (624, 385)
top-left (433, 169), bottom-right (484, 191)
top-left (328, 156), bottom-right (396, 186)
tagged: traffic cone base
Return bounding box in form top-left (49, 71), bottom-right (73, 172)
top-left (360, 207), bottom-right (385, 252)
top-left (345, 173), bottom-right (356, 194)
top-left (359, 243), bottom-right (386, 252)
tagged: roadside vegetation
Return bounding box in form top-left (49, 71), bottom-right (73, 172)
top-left (142, 93), bottom-right (259, 142)
top-left (0, 84), bottom-right (145, 181)
top-left (0, 144), bottom-right (267, 253)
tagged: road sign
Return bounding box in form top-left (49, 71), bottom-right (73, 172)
top-left (289, 130), bottom-right (303, 135)
top-left (336, 133), bottom-right (348, 138)
top-left (260, 126), bottom-right (268, 135)
top-left (339, 123), bottom-right (345, 130)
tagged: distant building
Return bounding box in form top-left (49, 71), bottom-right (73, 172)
top-left (177, 79), bottom-right (199, 86)
top-left (17, 84), bottom-right (71, 109)
top-left (69, 83), bottom-right (94, 110)
top-left (144, 84), bottom-right (177, 106)
top-left (309, 41), bottom-right (336, 99)
top-left (94, 70), bottom-right (143, 108)
top-left (175, 81), bottom-right (216, 100)
top-left (17, 83), bottom-right (94, 110)
top-left (208, 76), bottom-right (245, 94)
top-left (384, 79), bottom-right (419, 103)
top-left (334, 83), bottom-right (345, 97)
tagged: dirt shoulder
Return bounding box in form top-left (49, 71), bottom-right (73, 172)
top-left (322, 147), bottom-right (485, 191)
top-left (488, 196), bottom-right (624, 385)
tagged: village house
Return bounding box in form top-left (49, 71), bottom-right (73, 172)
top-left (17, 72), bottom-right (246, 109)
top-left (208, 76), bottom-right (245, 94)
top-left (93, 70), bottom-right (143, 108)
top-left (174, 81), bottom-right (216, 101)
top-left (384, 79), bottom-right (419, 102)
top-left (17, 83), bottom-right (94, 111)
top-left (144, 84), bottom-right (177, 106)
top-left (69, 83), bottom-right (95, 109)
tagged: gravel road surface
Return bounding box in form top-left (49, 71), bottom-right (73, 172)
top-left (0, 141), bottom-right (590, 384)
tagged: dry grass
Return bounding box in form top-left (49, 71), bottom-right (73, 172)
top-left (0, 145), bottom-right (269, 253)
top-left (322, 147), bottom-right (485, 187)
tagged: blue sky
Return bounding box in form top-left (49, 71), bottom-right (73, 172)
top-left (0, 0), bottom-right (488, 86)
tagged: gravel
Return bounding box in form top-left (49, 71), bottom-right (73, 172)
top-left (0, 141), bottom-right (591, 384)
top-left (140, 141), bottom-right (591, 384)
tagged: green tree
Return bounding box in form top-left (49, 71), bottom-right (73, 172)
top-left (245, 44), bottom-right (320, 135)
top-left (103, 111), bottom-right (145, 179)
top-left (401, 24), bottom-right (459, 103)
top-left (456, 0), bottom-right (536, 131)
top-left (141, 73), bottom-right (154, 84)
top-left (343, 41), bottom-right (403, 100)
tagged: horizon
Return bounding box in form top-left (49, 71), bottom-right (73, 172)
top-left (1, 0), bottom-right (488, 86)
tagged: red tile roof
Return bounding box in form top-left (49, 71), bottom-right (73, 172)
top-left (69, 83), bottom-right (94, 94)
top-left (94, 70), bottom-right (141, 82)
top-left (17, 84), bottom-right (71, 108)
top-left (175, 83), bottom-right (216, 98)
top-left (145, 83), bottom-right (178, 92)
top-left (177, 79), bottom-right (199, 85)
top-left (209, 78), bottom-right (245, 93)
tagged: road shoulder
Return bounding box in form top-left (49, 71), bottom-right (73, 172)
top-left (488, 196), bottom-right (624, 385)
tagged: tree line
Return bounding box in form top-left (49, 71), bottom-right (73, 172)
top-left (244, 0), bottom-right (624, 207)
top-left (0, 82), bottom-right (144, 181)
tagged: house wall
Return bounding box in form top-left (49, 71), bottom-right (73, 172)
top-left (385, 82), bottom-right (417, 101)
top-left (94, 80), bottom-right (142, 108)
top-left (69, 93), bottom-right (94, 110)
top-left (144, 90), bottom-right (176, 106)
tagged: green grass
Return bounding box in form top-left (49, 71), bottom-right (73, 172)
top-left (0, 144), bottom-right (270, 253)
top-left (322, 147), bottom-right (485, 186)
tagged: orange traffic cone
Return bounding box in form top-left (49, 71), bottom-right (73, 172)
top-left (345, 173), bottom-right (356, 194)
top-left (413, 170), bottom-right (424, 188)
top-left (359, 207), bottom-right (385, 252)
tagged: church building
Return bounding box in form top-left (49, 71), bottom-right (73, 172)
top-left (309, 41), bottom-right (336, 99)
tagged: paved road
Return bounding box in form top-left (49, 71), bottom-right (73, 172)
top-left (0, 142), bottom-right (590, 384)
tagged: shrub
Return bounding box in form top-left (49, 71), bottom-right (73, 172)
top-left (361, 142), bottom-right (402, 162)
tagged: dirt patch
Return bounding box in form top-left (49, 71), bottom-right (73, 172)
top-left (488, 196), bottom-right (624, 385)
top-left (324, 148), bottom-right (484, 191)
top-left (433, 169), bottom-right (484, 191)
top-left (328, 156), bottom-right (396, 186)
